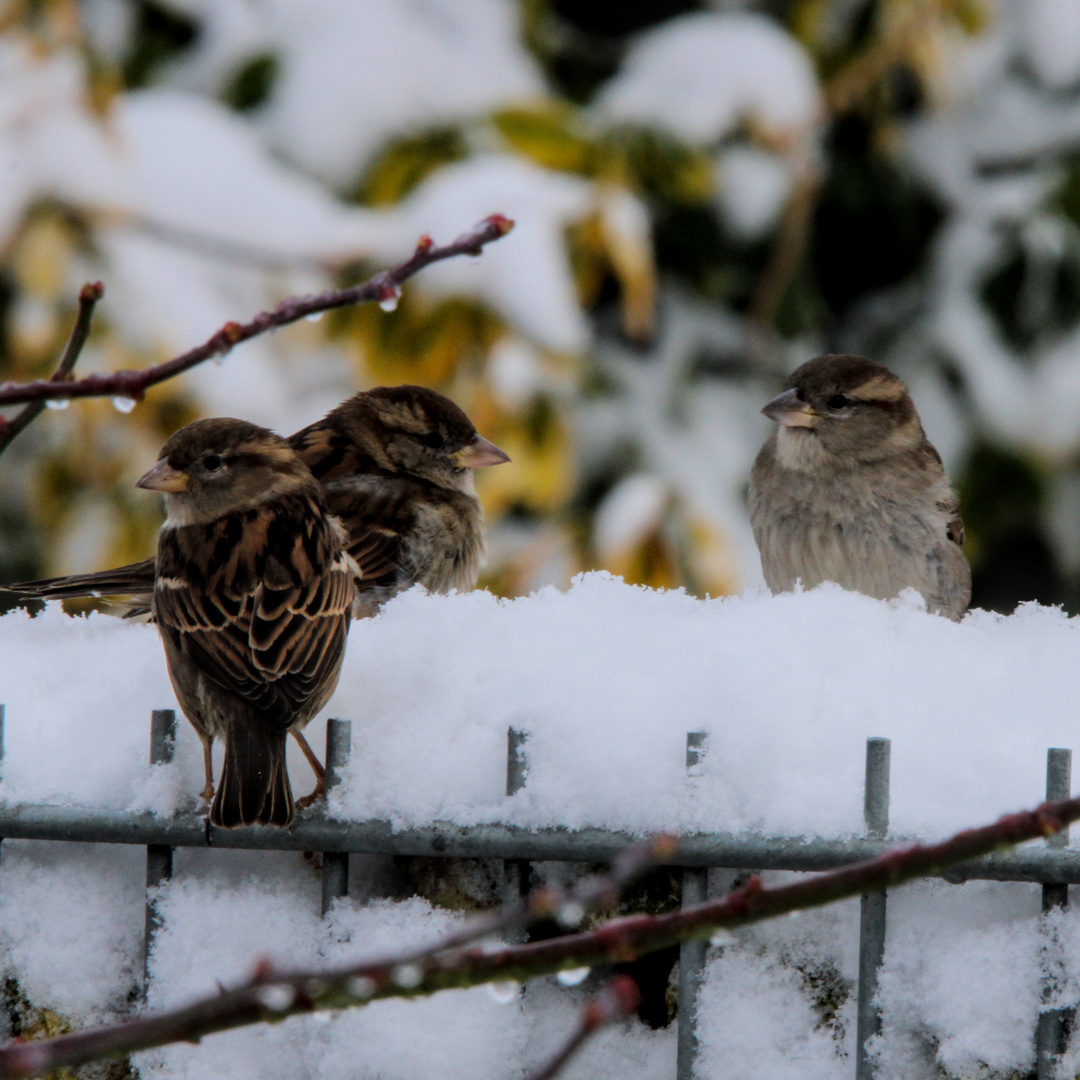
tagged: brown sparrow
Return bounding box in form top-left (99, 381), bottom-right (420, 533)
top-left (4, 386), bottom-right (508, 618)
top-left (139, 418), bottom-right (353, 828)
top-left (748, 354), bottom-right (971, 620)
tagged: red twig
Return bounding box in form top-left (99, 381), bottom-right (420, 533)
top-left (395, 834), bottom-right (677, 965)
top-left (0, 216), bottom-right (513, 409)
top-left (526, 976), bottom-right (641, 1080)
top-left (0, 796), bottom-right (1075, 1078)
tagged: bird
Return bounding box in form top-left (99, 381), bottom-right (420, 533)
top-left (748, 353), bottom-right (971, 621)
top-left (2, 385), bottom-right (510, 807)
top-left (138, 417), bottom-right (353, 828)
top-left (4, 385), bottom-right (508, 617)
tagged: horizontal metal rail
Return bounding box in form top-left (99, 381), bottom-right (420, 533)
top-left (0, 802), bottom-right (1077, 882)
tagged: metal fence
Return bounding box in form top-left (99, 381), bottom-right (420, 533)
top-left (0, 701), bottom-right (1074, 1080)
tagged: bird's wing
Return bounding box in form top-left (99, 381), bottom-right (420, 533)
top-left (155, 495), bottom-right (351, 732)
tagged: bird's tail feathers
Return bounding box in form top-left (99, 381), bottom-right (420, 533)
top-left (2, 559), bottom-right (156, 604)
top-left (211, 723), bottom-right (294, 829)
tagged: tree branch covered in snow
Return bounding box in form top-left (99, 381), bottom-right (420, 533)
top-left (0, 282), bottom-right (103, 457)
top-left (0, 215), bottom-right (514, 415)
top-left (2, 795), bottom-right (1078, 1079)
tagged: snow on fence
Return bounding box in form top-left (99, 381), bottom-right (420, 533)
top-left (0, 702), bottom-right (1074, 1080)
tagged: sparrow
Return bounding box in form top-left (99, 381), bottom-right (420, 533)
top-left (139, 417), bottom-right (353, 828)
top-left (3, 386), bottom-right (508, 808)
top-left (4, 386), bottom-right (508, 618)
top-left (748, 353), bottom-right (971, 621)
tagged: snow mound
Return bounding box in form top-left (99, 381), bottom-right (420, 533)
top-left (2, 578), bottom-right (1080, 1077)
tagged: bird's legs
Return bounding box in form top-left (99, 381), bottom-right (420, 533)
top-left (293, 731), bottom-right (326, 811)
top-left (200, 738), bottom-right (215, 804)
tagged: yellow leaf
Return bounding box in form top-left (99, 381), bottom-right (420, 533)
top-left (353, 128), bottom-right (467, 206)
top-left (492, 105), bottom-right (592, 174)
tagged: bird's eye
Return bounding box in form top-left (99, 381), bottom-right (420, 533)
top-left (202, 453), bottom-right (224, 471)
top-left (827, 394), bottom-right (850, 410)
top-left (421, 431), bottom-right (445, 450)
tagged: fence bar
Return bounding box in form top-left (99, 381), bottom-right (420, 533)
top-left (3, 804), bottom-right (1080, 878)
top-left (856, 737), bottom-right (891, 1080)
top-left (678, 730), bottom-right (711, 1080)
top-left (1037, 748), bottom-right (1072, 1080)
top-left (320, 719), bottom-right (352, 917)
top-left (143, 708), bottom-right (177, 993)
top-left (503, 728), bottom-right (531, 907)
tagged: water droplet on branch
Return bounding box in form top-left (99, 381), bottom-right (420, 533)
top-left (392, 964), bottom-right (422, 989)
top-left (45, 398), bottom-right (69, 410)
top-left (378, 285), bottom-right (401, 313)
top-left (556, 901), bottom-right (585, 929)
top-left (111, 396), bottom-right (136, 413)
top-left (346, 976), bottom-right (375, 1000)
top-left (304, 311), bottom-right (324, 322)
top-left (255, 983), bottom-right (296, 1012)
top-left (486, 981), bottom-right (519, 1004)
top-left (556, 967), bottom-right (590, 987)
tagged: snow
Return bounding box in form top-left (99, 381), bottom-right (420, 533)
top-left (159, 0), bottom-right (546, 187)
top-left (595, 12), bottom-right (821, 144)
top-left (362, 155), bottom-right (594, 353)
top-left (1023, 0), bottom-right (1080, 90)
top-left (716, 146), bottom-right (794, 241)
top-left (2, 581), bottom-right (1080, 1075)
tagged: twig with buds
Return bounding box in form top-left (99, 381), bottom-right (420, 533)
top-left (0, 215), bottom-right (514, 415)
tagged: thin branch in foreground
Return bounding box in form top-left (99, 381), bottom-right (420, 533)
top-left (526, 976), bottom-right (641, 1080)
top-left (1, 796), bottom-right (1077, 1078)
top-left (0, 215), bottom-right (514, 409)
top-left (0, 282), bottom-right (103, 457)
top-left (394, 834), bottom-right (677, 966)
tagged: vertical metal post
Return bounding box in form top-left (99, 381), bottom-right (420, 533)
top-left (143, 708), bottom-right (176, 994)
top-left (504, 728), bottom-right (530, 905)
top-left (507, 728), bottom-right (529, 797)
top-left (856, 737), bottom-right (890, 1080)
top-left (320, 719), bottom-right (352, 917)
top-left (0, 703), bottom-right (6, 868)
top-left (678, 730), bottom-right (710, 1080)
top-left (1037, 747), bottom-right (1072, 1080)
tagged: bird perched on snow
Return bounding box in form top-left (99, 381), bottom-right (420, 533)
top-left (4, 385), bottom-right (509, 617)
top-left (748, 353), bottom-right (970, 621)
top-left (139, 418), bottom-right (353, 828)
top-left (4, 386), bottom-right (509, 811)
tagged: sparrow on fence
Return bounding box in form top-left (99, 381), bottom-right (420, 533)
top-left (140, 417), bottom-right (353, 828)
top-left (3, 386), bottom-right (509, 808)
top-left (4, 385), bottom-right (508, 617)
top-left (748, 353), bottom-right (971, 621)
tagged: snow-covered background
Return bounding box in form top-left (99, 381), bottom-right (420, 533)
top-left (5, 0), bottom-right (1080, 611)
top-left (3, 580), bottom-right (1080, 1078)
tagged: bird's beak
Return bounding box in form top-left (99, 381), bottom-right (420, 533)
top-left (455, 434), bottom-right (511, 468)
top-left (136, 458), bottom-right (189, 492)
top-left (761, 388), bottom-right (820, 429)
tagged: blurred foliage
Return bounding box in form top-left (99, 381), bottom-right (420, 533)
top-left (0, 0), bottom-right (1070, 616)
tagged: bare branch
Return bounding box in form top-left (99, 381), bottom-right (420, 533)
top-left (0, 282), bottom-right (104, 457)
top-left (1, 795), bottom-right (1078, 1078)
top-left (0, 215), bottom-right (514, 409)
top-left (526, 976), bottom-right (641, 1080)
top-left (395, 834), bottom-right (677, 964)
